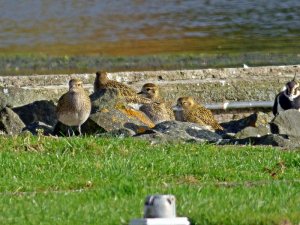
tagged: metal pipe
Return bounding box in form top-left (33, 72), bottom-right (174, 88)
top-left (204, 101), bottom-right (274, 110)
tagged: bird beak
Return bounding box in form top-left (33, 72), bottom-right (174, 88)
top-left (137, 91), bottom-right (146, 97)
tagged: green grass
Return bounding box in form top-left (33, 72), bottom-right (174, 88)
top-left (0, 52), bottom-right (300, 75)
top-left (0, 135), bottom-right (299, 225)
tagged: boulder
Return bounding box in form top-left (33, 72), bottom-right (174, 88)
top-left (253, 111), bottom-right (273, 127)
top-left (222, 111), bottom-right (273, 133)
top-left (13, 100), bottom-right (57, 126)
top-left (0, 93), bottom-right (8, 110)
top-left (270, 109), bottom-right (300, 137)
top-left (89, 88), bottom-right (154, 134)
top-left (135, 120), bottom-right (222, 144)
top-left (235, 125), bottom-right (271, 139)
top-left (0, 107), bottom-right (25, 135)
top-left (225, 134), bottom-right (300, 149)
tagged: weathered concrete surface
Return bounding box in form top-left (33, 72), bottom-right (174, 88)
top-left (0, 65), bottom-right (299, 114)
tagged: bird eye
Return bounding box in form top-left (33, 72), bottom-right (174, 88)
top-left (146, 88), bottom-right (151, 91)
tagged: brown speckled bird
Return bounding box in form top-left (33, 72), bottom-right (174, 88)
top-left (137, 83), bottom-right (175, 123)
top-left (56, 78), bottom-right (91, 135)
top-left (94, 71), bottom-right (152, 104)
top-left (173, 96), bottom-right (223, 131)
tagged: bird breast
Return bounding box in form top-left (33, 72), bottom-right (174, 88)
top-left (57, 91), bottom-right (91, 126)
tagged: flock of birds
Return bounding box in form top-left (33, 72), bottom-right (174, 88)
top-left (56, 70), bottom-right (299, 136)
top-left (56, 71), bottom-right (224, 135)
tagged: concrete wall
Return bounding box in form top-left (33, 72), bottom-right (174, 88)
top-left (0, 65), bottom-right (299, 108)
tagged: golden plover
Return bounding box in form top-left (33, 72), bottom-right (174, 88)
top-left (137, 83), bottom-right (175, 123)
top-left (94, 71), bottom-right (152, 104)
top-left (56, 78), bottom-right (91, 135)
top-left (173, 96), bottom-right (223, 131)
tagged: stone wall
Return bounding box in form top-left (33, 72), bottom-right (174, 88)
top-left (0, 65), bottom-right (299, 115)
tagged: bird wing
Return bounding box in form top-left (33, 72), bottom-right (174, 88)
top-left (191, 106), bottom-right (223, 130)
top-left (272, 92), bottom-right (280, 116)
top-left (110, 81), bottom-right (137, 96)
top-left (124, 95), bottom-right (153, 104)
top-left (56, 93), bottom-right (67, 113)
top-left (164, 100), bottom-right (175, 120)
top-left (185, 111), bottom-right (207, 127)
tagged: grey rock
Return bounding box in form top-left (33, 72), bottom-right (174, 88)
top-left (136, 120), bottom-right (222, 143)
top-left (219, 134), bottom-right (300, 149)
top-left (270, 109), bottom-right (300, 137)
top-left (13, 100), bottom-right (57, 126)
top-left (254, 135), bottom-right (298, 148)
top-left (89, 88), bottom-right (153, 133)
top-left (102, 128), bottom-right (135, 138)
top-left (0, 93), bottom-right (7, 110)
top-left (0, 86), bottom-right (66, 108)
top-left (0, 107), bottom-right (25, 135)
top-left (235, 125), bottom-right (271, 139)
top-left (253, 111), bottom-right (273, 127)
top-left (222, 111), bottom-right (273, 133)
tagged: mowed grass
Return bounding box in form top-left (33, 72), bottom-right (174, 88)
top-left (1, 52), bottom-right (300, 75)
top-left (0, 135), bottom-right (299, 225)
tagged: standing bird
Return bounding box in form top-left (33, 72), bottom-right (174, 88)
top-left (273, 75), bottom-right (300, 116)
top-left (137, 83), bottom-right (175, 123)
top-left (94, 71), bottom-right (152, 104)
top-left (56, 78), bottom-right (91, 135)
top-left (173, 96), bottom-right (223, 131)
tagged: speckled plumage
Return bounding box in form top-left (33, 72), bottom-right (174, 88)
top-left (94, 71), bottom-right (152, 104)
top-left (174, 96), bottom-right (223, 131)
top-left (138, 83), bottom-right (175, 124)
top-left (56, 78), bottom-right (91, 135)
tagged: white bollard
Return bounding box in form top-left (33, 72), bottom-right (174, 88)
top-left (144, 195), bottom-right (176, 218)
top-left (129, 194), bottom-right (190, 225)
top-left (129, 217), bottom-right (190, 225)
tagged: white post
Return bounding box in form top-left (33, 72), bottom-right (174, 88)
top-left (129, 194), bottom-right (190, 225)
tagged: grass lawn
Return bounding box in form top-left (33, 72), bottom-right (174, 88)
top-left (0, 135), bottom-right (299, 225)
top-left (1, 52), bottom-right (300, 75)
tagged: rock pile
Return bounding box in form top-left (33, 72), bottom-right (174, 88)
top-left (1, 85), bottom-right (300, 149)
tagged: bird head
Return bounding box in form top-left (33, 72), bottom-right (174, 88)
top-left (284, 74), bottom-right (300, 99)
top-left (69, 78), bottom-right (83, 91)
top-left (173, 96), bottom-right (196, 111)
top-left (95, 71), bottom-right (109, 84)
top-left (137, 83), bottom-right (159, 99)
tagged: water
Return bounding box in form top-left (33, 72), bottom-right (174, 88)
top-left (0, 0), bottom-right (300, 55)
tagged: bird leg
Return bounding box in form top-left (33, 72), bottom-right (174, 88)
top-left (67, 128), bottom-right (71, 137)
top-left (78, 125), bottom-right (82, 136)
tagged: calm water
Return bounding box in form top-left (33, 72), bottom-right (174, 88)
top-left (0, 0), bottom-right (300, 55)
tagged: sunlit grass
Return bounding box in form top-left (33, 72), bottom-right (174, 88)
top-left (0, 135), bottom-right (299, 224)
top-left (0, 52), bottom-right (299, 75)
